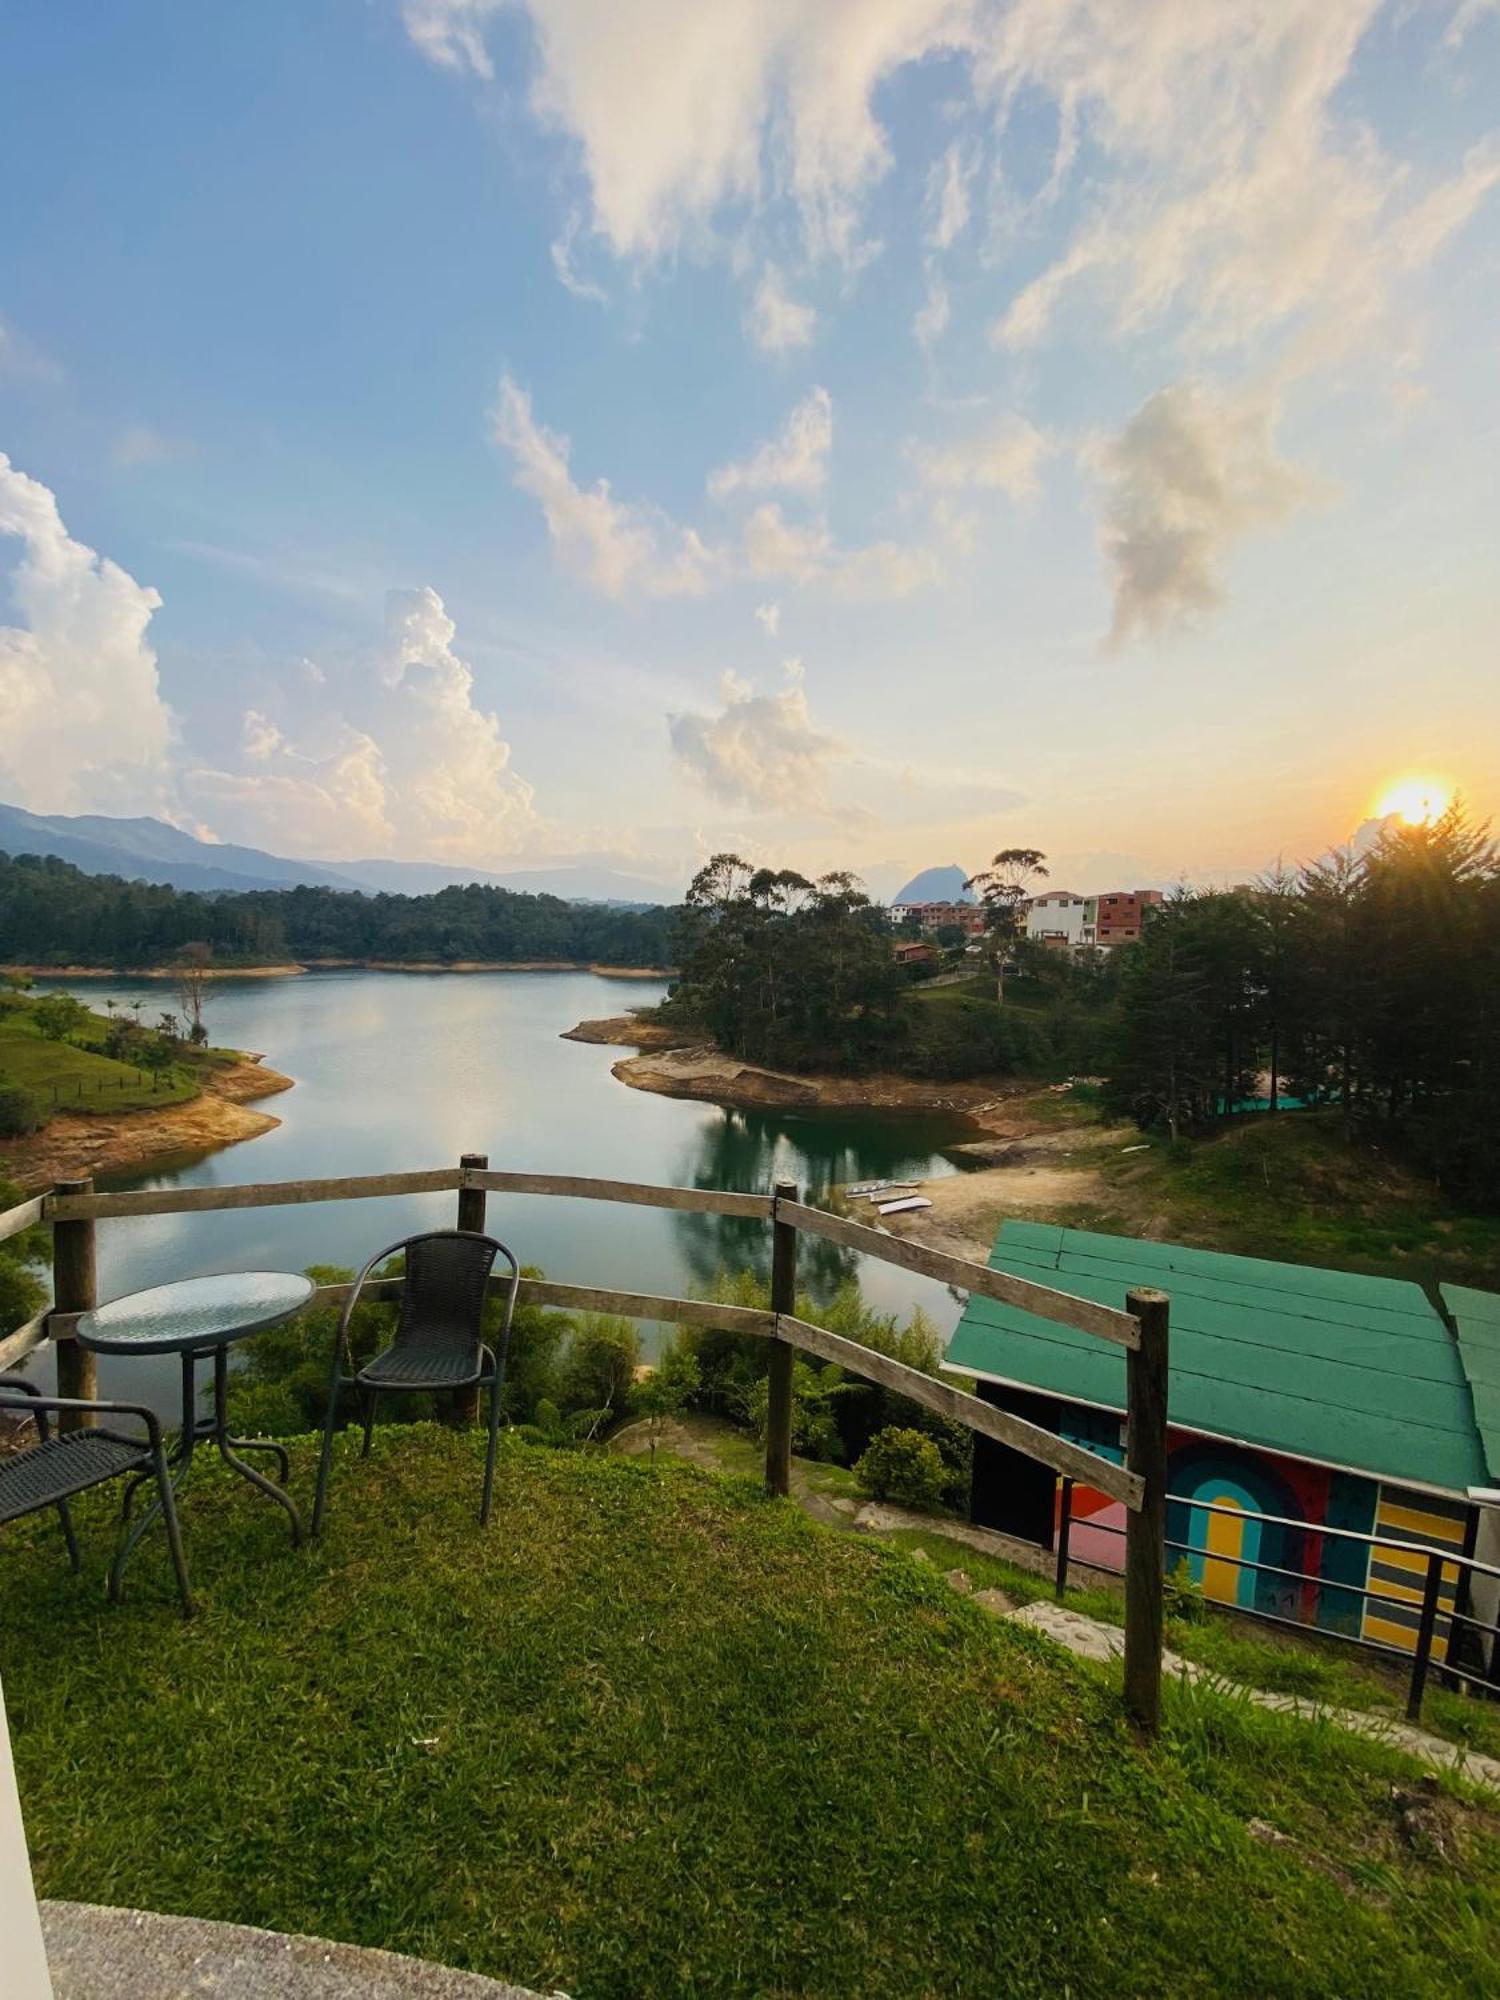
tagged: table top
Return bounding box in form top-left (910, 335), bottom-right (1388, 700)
top-left (76, 1271), bottom-right (316, 1356)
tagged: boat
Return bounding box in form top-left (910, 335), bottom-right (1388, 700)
top-left (846, 1179), bottom-right (916, 1198)
top-left (876, 1195), bottom-right (933, 1216)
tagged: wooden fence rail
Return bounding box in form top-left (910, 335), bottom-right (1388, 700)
top-left (0, 1158), bottom-right (1170, 1732)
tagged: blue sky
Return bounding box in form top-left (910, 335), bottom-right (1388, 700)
top-left (1, 0), bottom-right (1497, 897)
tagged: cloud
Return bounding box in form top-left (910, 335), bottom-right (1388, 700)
top-left (493, 373), bottom-right (722, 599)
top-left (755, 601), bottom-right (782, 636)
top-left (912, 269), bottom-right (951, 349)
top-left (110, 425), bottom-right (194, 471)
top-left (708, 387), bottom-right (832, 498)
top-left (550, 208), bottom-right (609, 303)
top-left (400, 0), bottom-right (496, 78)
top-left (404, 1), bottom-right (975, 262)
top-left (184, 586), bottom-right (537, 862)
top-left (746, 265), bottom-right (818, 352)
top-left (0, 313), bottom-right (64, 386)
top-left (743, 502), bottom-right (943, 598)
top-left (668, 661), bottom-right (843, 810)
top-left (1095, 380), bottom-right (1321, 646)
top-left (926, 140), bottom-right (975, 250)
top-left (0, 454), bottom-right (174, 813)
top-left (984, 1), bottom-right (1500, 363)
top-left (914, 414), bottom-right (1049, 500)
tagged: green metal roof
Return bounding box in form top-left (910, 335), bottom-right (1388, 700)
top-left (1440, 1284), bottom-right (1500, 1488)
top-left (944, 1221), bottom-right (1490, 1496)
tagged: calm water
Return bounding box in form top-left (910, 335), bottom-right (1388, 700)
top-left (30, 970), bottom-right (974, 1412)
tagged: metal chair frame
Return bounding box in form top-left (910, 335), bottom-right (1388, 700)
top-left (0, 1373), bottom-right (195, 1618)
top-left (311, 1229), bottom-right (519, 1534)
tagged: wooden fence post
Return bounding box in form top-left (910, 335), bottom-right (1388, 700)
top-left (1123, 1286), bottom-right (1169, 1736)
top-left (764, 1180), bottom-right (798, 1498)
top-left (52, 1177), bottom-right (98, 1431)
top-left (452, 1153), bottom-right (488, 1425)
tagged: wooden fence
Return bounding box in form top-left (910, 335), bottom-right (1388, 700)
top-left (0, 1154), bottom-right (1171, 1732)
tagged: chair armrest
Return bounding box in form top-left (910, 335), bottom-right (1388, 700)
top-left (0, 1372), bottom-right (41, 1395)
top-left (0, 1391), bottom-right (164, 1451)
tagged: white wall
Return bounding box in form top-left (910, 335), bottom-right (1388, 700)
top-left (0, 1672), bottom-right (54, 1998)
top-left (1024, 895), bottom-right (1088, 946)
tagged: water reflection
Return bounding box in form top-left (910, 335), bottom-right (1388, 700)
top-left (26, 971), bottom-right (974, 1410)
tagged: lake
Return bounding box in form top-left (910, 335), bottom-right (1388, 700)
top-left (28, 970), bottom-right (976, 1412)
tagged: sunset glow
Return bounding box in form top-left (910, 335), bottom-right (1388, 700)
top-left (1375, 779), bottom-right (1452, 827)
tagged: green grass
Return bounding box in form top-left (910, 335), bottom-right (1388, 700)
top-left (1071, 1112), bottom-right (1500, 1290)
top-left (4, 1427), bottom-right (1499, 1998)
top-left (0, 996), bottom-right (206, 1115)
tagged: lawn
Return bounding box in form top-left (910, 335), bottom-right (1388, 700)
top-left (3, 1427), bottom-right (1499, 1998)
top-left (1076, 1111), bottom-right (1500, 1291)
top-left (0, 995), bottom-right (206, 1115)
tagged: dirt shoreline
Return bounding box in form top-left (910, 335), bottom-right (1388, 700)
top-left (4, 961), bottom-right (672, 981)
top-left (0, 1058), bottom-right (294, 1193)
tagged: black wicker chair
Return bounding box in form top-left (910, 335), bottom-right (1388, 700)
top-left (311, 1229), bottom-right (519, 1534)
top-left (0, 1373), bottom-right (194, 1617)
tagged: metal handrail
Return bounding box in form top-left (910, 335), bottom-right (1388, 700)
top-left (1053, 1481), bottom-right (1500, 1723)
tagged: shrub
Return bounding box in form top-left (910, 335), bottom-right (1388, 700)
top-left (0, 1085), bottom-right (44, 1138)
top-left (854, 1427), bottom-right (949, 1511)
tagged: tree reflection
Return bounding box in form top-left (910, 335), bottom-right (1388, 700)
top-left (669, 1104), bottom-right (966, 1306)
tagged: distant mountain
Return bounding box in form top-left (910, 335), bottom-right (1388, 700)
top-left (891, 864), bottom-right (975, 906)
top-left (0, 801), bottom-right (673, 907)
top-left (0, 802), bottom-right (356, 893)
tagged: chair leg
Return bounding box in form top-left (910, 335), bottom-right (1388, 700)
top-left (152, 1442), bottom-right (195, 1620)
top-left (311, 1384), bottom-right (343, 1539)
top-left (56, 1497), bottom-right (81, 1573)
top-left (360, 1388), bottom-right (378, 1458)
top-left (481, 1367), bottom-right (502, 1528)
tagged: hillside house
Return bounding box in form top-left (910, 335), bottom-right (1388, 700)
top-left (946, 1222), bottom-right (1500, 1673)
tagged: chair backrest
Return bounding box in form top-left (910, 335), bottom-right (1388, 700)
top-left (392, 1231), bottom-right (512, 1354)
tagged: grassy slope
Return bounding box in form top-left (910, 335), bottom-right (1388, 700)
top-left (0, 994), bottom-right (220, 1114)
top-left (3, 1428), bottom-right (1499, 1999)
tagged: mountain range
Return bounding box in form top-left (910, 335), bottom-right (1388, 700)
top-left (0, 801), bottom-right (674, 907)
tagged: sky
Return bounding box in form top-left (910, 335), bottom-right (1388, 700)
top-left (1, 0), bottom-right (1497, 901)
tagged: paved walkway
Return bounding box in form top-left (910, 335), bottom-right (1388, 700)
top-left (40, 1902), bottom-right (555, 2000)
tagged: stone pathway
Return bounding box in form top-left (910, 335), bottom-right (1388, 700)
top-left (981, 1595), bottom-right (1500, 1792)
top-left (41, 1902), bottom-right (556, 2000)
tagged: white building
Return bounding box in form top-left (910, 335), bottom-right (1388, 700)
top-left (1023, 890), bottom-right (1090, 949)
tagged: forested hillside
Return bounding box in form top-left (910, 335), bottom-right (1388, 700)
top-left (0, 852), bottom-right (675, 968)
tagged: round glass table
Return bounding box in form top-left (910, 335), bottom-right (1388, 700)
top-left (77, 1271), bottom-right (316, 1595)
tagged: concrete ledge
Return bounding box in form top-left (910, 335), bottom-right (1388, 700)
top-left (40, 1901), bottom-right (554, 2000)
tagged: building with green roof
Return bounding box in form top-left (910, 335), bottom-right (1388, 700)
top-left (945, 1222), bottom-right (1500, 1662)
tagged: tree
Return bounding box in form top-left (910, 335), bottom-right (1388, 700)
top-left (32, 992), bottom-right (88, 1042)
top-left (173, 943), bottom-right (212, 1046)
top-left (966, 848), bottom-right (1048, 1003)
top-left (631, 1349), bottom-right (701, 1460)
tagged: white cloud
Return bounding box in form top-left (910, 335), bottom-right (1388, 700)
top-left (914, 414), bottom-right (1049, 500)
top-left (668, 661), bottom-right (843, 810)
top-left (0, 314), bottom-right (64, 386)
top-left (743, 502), bottom-right (944, 598)
top-left (743, 505), bottom-right (834, 585)
top-left (926, 139), bottom-right (975, 250)
top-left (493, 373), bottom-right (722, 599)
top-left (746, 266), bottom-right (818, 352)
top-left (0, 454), bottom-right (174, 813)
top-left (110, 425), bottom-right (194, 471)
top-left (1095, 380), bottom-right (1321, 646)
top-left (913, 269), bottom-right (951, 349)
top-left (400, 0), bottom-right (496, 78)
top-left (404, 1), bottom-right (974, 262)
top-left (184, 587), bottom-right (538, 862)
top-left (984, 1), bottom-right (1500, 363)
top-left (549, 208), bottom-right (609, 303)
top-left (708, 387), bottom-right (832, 499)
top-left (755, 600), bottom-right (782, 636)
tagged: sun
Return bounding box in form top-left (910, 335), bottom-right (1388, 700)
top-left (1374, 777), bottom-right (1451, 827)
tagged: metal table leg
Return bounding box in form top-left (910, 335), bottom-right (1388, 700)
top-left (213, 1346), bottom-right (303, 1545)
